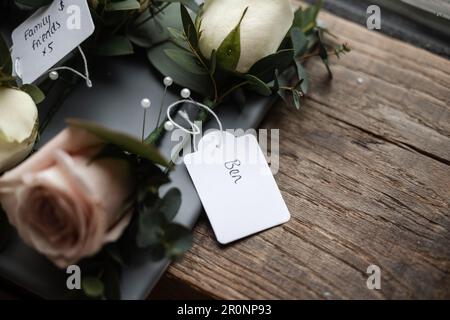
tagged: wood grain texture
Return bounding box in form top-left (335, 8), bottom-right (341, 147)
top-left (155, 4), bottom-right (450, 299)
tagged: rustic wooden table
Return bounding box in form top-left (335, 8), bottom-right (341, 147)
top-left (151, 6), bottom-right (450, 300)
top-left (1, 4), bottom-right (449, 300)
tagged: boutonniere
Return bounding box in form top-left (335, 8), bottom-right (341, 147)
top-left (0, 119), bottom-right (191, 299)
top-left (145, 0), bottom-right (350, 143)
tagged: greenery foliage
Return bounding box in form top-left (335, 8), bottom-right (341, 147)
top-left (146, 1), bottom-right (350, 113)
top-left (67, 119), bottom-right (192, 299)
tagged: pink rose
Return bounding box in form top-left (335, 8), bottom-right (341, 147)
top-left (0, 127), bottom-right (134, 268)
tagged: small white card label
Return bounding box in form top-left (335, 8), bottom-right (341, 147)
top-left (11, 0), bottom-right (94, 84)
top-left (184, 131), bottom-right (290, 244)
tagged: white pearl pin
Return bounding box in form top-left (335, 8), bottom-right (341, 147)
top-left (141, 98), bottom-right (151, 109)
top-left (164, 121), bottom-right (175, 131)
top-left (181, 88), bottom-right (191, 99)
top-left (163, 76), bottom-right (173, 87)
top-left (49, 71), bottom-right (59, 80)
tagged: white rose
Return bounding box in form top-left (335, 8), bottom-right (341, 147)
top-left (198, 0), bottom-right (294, 73)
top-left (0, 87), bottom-right (38, 173)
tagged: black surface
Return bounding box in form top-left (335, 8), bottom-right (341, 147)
top-left (306, 0), bottom-right (450, 59)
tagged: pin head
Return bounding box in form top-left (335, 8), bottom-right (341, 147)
top-left (164, 121), bottom-right (175, 131)
top-left (141, 98), bottom-right (151, 109)
top-left (163, 76), bottom-right (173, 87)
top-left (181, 88), bottom-right (191, 99)
top-left (49, 71), bottom-right (59, 80)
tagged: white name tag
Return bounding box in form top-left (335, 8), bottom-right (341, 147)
top-left (184, 131), bottom-right (290, 244)
top-left (11, 0), bottom-right (94, 84)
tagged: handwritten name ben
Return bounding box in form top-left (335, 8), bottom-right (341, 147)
top-left (225, 160), bottom-right (242, 184)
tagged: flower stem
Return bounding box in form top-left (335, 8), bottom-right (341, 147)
top-left (144, 123), bottom-right (165, 145)
top-left (217, 81), bottom-right (248, 103)
top-left (144, 99), bottom-right (183, 145)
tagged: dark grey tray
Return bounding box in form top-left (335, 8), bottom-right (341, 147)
top-left (0, 54), bottom-right (276, 299)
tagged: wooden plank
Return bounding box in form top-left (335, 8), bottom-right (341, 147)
top-left (158, 5), bottom-right (450, 299)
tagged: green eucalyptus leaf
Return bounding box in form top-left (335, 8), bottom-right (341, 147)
top-left (128, 16), bottom-right (167, 49)
top-left (164, 48), bottom-right (207, 75)
top-left (160, 188), bottom-right (182, 221)
top-left (144, 3), bottom-right (210, 95)
top-left (317, 31), bottom-right (332, 79)
top-left (245, 74), bottom-right (272, 96)
top-left (312, 0), bottom-right (323, 21)
top-left (273, 69), bottom-right (280, 93)
top-left (66, 118), bottom-right (169, 167)
top-left (293, 0), bottom-right (323, 34)
top-left (277, 91), bottom-right (289, 107)
top-left (276, 66), bottom-right (296, 107)
top-left (82, 276), bottom-right (104, 298)
top-left (292, 89), bottom-right (302, 109)
top-left (290, 27), bottom-right (308, 57)
top-left (135, 160), bottom-right (170, 191)
top-left (20, 84), bottom-right (45, 104)
top-left (194, 8), bottom-right (203, 31)
top-left (276, 66), bottom-right (305, 109)
top-left (127, 2), bottom-right (185, 49)
top-left (306, 32), bottom-right (319, 52)
top-left (137, 210), bottom-right (166, 248)
top-left (180, 4), bottom-right (198, 47)
top-left (248, 49), bottom-right (294, 83)
top-left (0, 34), bottom-right (12, 76)
top-left (136, 188), bottom-right (182, 247)
top-left (105, 0), bottom-right (140, 11)
top-left (96, 36), bottom-right (134, 56)
top-left (164, 0), bottom-right (199, 12)
top-left (167, 27), bottom-right (185, 41)
top-left (166, 27), bottom-right (190, 50)
top-left (146, 244), bottom-right (166, 261)
top-left (147, 42), bottom-right (211, 96)
top-left (163, 223), bottom-right (192, 258)
top-left (295, 61), bottom-right (309, 94)
top-left (91, 144), bottom-right (129, 163)
top-left (216, 7), bottom-right (248, 71)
